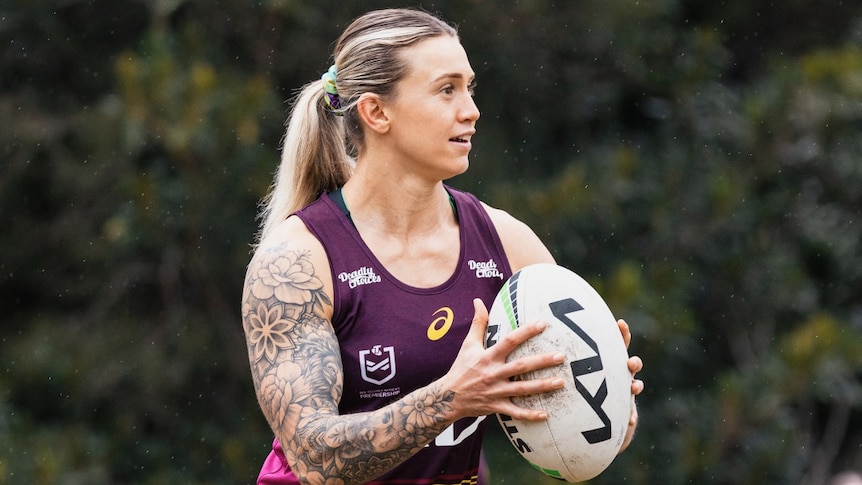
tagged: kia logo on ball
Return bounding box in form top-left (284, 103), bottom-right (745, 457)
top-left (550, 297), bottom-right (612, 444)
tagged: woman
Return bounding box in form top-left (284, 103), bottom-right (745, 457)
top-left (241, 8), bottom-right (644, 485)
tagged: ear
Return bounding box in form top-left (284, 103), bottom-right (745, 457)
top-left (355, 93), bottom-right (390, 134)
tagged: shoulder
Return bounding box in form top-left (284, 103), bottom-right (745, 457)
top-left (478, 201), bottom-right (555, 271)
top-left (244, 215), bottom-right (334, 319)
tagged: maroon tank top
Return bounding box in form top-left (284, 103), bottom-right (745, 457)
top-left (257, 186), bottom-right (512, 485)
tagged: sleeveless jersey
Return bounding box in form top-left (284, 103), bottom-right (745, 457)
top-left (257, 186), bottom-right (513, 485)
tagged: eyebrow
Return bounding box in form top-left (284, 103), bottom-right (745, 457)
top-left (431, 72), bottom-right (476, 84)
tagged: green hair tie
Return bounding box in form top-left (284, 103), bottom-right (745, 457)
top-left (321, 64), bottom-right (342, 115)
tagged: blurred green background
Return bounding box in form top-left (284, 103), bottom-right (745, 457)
top-left (2, 0), bottom-right (861, 483)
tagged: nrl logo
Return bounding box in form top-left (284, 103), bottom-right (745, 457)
top-left (359, 345), bottom-right (396, 385)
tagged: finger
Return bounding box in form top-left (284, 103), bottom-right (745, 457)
top-left (500, 350), bottom-right (566, 381)
top-left (628, 356), bottom-right (644, 396)
top-left (497, 400), bottom-right (551, 422)
top-left (617, 319), bottom-right (632, 348)
top-left (627, 355), bottom-right (643, 375)
top-left (631, 378), bottom-right (644, 396)
top-left (506, 372), bottom-right (566, 394)
top-left (499, 373), bottom-right (568, 421)
top-left (487, 319), bottom-right (548, 358)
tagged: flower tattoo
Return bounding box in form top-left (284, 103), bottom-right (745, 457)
top-left (251, 249), bottom-right (331, 311)
top-left (247, 302), bottom-right (296, 363)
top-left (401, 392), bottom-right (452, 429)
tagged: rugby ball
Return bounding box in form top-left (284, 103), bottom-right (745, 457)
top-left (484, 263), bottom-right (632, 482)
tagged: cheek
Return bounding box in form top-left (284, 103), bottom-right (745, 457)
top-left (404, 99), bottom-right (446, 126)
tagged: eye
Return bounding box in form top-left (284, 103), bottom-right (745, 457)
top-left (468, 81), bottom-right (477, 97)
top-left (442, 84), bottom-right (455, 95)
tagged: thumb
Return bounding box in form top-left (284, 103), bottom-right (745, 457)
top-left (468, 298), bottom-right (490, 344)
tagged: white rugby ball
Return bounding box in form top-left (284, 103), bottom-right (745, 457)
top-left (484, 263), bottom-right (632, 482)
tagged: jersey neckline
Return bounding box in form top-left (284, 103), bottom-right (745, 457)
top-left (322, 185), bottom-right (467, 295)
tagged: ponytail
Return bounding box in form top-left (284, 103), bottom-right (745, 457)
top-left (257, 81), bottom-right (353, 243)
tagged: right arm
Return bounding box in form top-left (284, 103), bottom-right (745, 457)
top-left (242, 217), bottom-right (564, 485)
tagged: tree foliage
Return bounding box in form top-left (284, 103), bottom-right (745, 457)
top-left (1, 1), bottom-right (861, 483)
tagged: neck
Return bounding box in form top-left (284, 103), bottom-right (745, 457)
top-left (341, 165), bottom-right (454, 237)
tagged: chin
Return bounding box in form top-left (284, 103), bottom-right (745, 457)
top-left (429, 156), bottom-right (470, 181)
top-left (451, 157), bottom-right (471, 176)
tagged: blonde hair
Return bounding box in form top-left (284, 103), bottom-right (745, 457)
top-left (257, 9), bottom-right (458, 242)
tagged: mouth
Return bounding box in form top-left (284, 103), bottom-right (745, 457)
top-left (449, 132), bottom-right (474, 144)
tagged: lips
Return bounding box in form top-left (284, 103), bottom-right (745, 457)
top-left (450, 131), bottom-right (474, 143)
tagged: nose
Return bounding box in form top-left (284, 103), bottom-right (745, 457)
top-left (461, 94), bottom-right (480, 122)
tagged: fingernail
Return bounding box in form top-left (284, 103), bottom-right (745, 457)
top-left (536, 321), bottom-right (547, 331)
top-left (554, 353), bottom-right (566, 363)
top-left (553, 378), bottom-right (565, 388)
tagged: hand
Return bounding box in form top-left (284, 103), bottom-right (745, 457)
top-left (440, 298), bottom-right (566, 422)
top-left (617, 318), bottom-right (644, 452)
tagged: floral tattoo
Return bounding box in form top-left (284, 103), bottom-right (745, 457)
top-left (241, 245), bottom-right (457, 484)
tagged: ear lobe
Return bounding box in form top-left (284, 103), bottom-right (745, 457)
top-left (356, 93), bottom-right (390, 134)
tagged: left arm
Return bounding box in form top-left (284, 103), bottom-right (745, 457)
top-left (481, 202), bottom-right (555, 271)
top-left (483, 202), bottom-right (644, 452)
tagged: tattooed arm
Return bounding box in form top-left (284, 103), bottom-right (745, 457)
top-left (242, 217), bottom-right (564, 485)
top-left (242, 219), bottom-right (457, 484)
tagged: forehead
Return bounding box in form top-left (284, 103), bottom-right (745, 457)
top-left (399, 35), bottom-right (474, 83)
